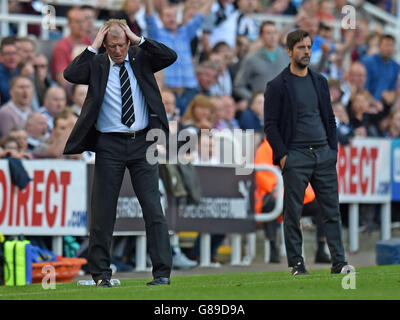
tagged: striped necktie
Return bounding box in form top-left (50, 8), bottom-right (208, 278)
top-left (119, 63), bottom-right (135, 127)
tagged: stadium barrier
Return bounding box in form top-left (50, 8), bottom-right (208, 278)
top-left (0, 137), bottom-right (398, 269)
top-left (337, 138), bottom-right (392, 252)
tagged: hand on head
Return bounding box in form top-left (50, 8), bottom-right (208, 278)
top-left (91, 22), bottom-right (142, 51)
top-left (91, 25), bottom-right (110, 51)
top-left (120, 23), bottom-right (142, 46)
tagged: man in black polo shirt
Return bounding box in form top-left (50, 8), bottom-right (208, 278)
top-left (264, 29), bottom-right (353, 275)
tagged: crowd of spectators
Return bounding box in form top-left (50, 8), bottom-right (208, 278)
top-left (1, 0), bottom-right (400, 268)
top-left (2, 0), bottom-right (400, 161)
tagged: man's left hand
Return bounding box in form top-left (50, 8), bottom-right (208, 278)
top-left (121, 24), bottom-right (142, 46)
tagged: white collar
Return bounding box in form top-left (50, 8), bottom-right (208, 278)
top-left (109, 53), bottom-right (129, 67)
top-left (9, 101), bottom-right (31, 116)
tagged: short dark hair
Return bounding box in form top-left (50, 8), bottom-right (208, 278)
top-left (211, 41), bottom-right (230, 54)
top-left (259, 20), bottom-right (276, 36)
top-left (0, 36), bottom-right (16, 53)
top-left (80, 4), bottom-right (95, 11)
top-left (318, 21), bottom-right (332, 32)
top-left (379, 34), bottom-right (395, 44)
top-left (8, 75), bottom-right (33, 90)
top-left (286, 29), bottom-right (312, 51)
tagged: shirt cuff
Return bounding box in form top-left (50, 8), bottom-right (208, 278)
top-left (137, 36), bottom-right (145, 46)
top-left (87, 46), bottom-right (98, 54)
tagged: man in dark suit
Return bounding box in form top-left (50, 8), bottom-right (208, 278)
top-left (264, 29), bottom-right (353, 276)
top-left (63, 19), bottom-right (177, 287)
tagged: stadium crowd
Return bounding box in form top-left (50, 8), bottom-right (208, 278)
top-left (1, 0), bottom-right (400, 270)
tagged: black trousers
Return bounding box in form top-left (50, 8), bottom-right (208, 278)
top-left (282, 144), bottom-right (346, 267)
top-left (263, 199), bottom-right (326, 241)
top-left (89, 131), bottom-right (172, 282)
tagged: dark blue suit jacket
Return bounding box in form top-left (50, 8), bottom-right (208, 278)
top-left (264, 65), bottom-right (338, 166)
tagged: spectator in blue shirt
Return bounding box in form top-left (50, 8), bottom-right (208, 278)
top-left (362, 34), bottom-right (399, 104)
top-left (0, 37), bottom-right (20, 105)
top-left (310, 22), bottom-right (335, 67)
top-left (144, 0), bottom-right (214, 112)
top-left (239, 90), bottom-right (264, 132)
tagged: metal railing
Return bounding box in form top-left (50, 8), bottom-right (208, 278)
top-left (0, 13), bottom-right (105, 39)
top-left (1, 0), bottom-right (399, 38)
top-left (199, 164), bottom-right (284, 267)
top-left (348, 0), bottom-right (400, 26)
top-left (1, 0), bottom-right (122, 11)
top-left (2, 1), bottom-right (397, 46)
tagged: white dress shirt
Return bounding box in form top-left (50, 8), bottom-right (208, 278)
top-left (87, 38), bottom-right (149, 133)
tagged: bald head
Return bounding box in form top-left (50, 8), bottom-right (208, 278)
top-left (26, 113), bottom-right (48, 138)
top-left (348, 62), bottom-right (367, 89)
top-left (45, 86), bottom-right (65, 100)
top-left (44, 86), bottom-right (67, 117)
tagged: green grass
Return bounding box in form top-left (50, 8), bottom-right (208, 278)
top-left (0, 265), bottom-right (399, 300)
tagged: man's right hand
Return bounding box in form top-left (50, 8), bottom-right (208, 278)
top-left (280, 155), bottom-right (287, 169)
top-left (91, 25), bottom-right (110, 51)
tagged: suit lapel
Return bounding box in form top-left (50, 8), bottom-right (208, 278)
top-left (282, 66), bottom-right (298, 124)
top-left (128, 47), bottom-right (152, 114)
top-left (98, 53), bottom-right (110, 107)
top-left (128, 48), bottom-right (140, 81)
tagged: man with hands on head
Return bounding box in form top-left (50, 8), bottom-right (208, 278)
top-left (63, 20), bottom-right (177, 287)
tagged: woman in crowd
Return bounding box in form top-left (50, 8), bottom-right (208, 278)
top-left (182, 94), bottom-right (216, 133)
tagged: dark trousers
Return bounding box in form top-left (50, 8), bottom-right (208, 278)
top-left (89, 131), bottom-right (172, 282)
top-left (282, 144), bottom-right (345, 267)
top-left (263, 200), bottom-right (326, 241)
